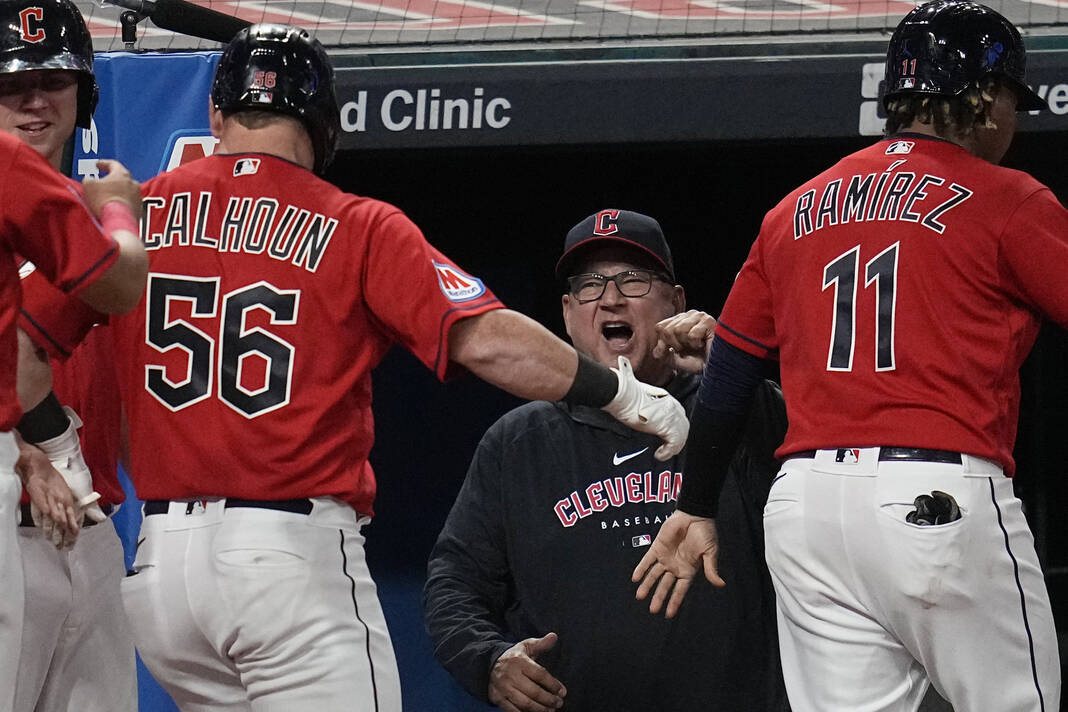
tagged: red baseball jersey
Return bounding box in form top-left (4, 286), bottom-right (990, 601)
top-left (0, 133), bottom-right (119, 431)
top-left (717, 135), bottom-right (1068, 476)
top-left (109, 153), bottom-right (502, 514)
top-left (19, 265), bottom-right (104, 360)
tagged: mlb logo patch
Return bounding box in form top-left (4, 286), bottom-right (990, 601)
top-left (434, 261), bottom-right (487, 302)
top-left (184, 500), bottom-right (209, 516)
top-left (835, 448), bottom-right (862, 464)
top-left (885, 140), bottom-right (914, 155)
top-left (902, 78), bottom-right (916, 88)
top-left (632, 534), bottom-right (652, 548)
top-left (234, 158), bottom-right (261, 177)
top-left (255, 93), bottom-right (274, 104)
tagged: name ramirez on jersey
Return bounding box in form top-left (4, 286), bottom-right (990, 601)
top-left (141, 191), bottom-right (336, 274)
top-left (792, 160), bottom-right (973, 240)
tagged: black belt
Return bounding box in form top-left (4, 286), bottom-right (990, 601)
top-left (19, 501), bottom-right (114, 528)
top-left (788, 447), bottom-right (962, 464)
top-left (143, 498), bottom-right (313, 516)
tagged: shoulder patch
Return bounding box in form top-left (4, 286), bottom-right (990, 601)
top-left (433, 261), bottom-right (487, 302)
top-left (885, 140), bottom-right (914, 155)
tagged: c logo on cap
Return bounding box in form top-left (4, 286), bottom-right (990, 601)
top-left (593, 209), bottom-right (620, 236)
top-left (19, 7), bottom-right (45, 44)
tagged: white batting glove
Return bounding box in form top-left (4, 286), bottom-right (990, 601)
top-left (29, 501), bottom-right (77, 550)
top-left (33, 408), bottom-right (107, 524)
top-left (602, 356), bottom-right (690, 460)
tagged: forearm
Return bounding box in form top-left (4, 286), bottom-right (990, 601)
top-left (676, 338), bottom-right (766, 517)
top-left (425, 539), bottom-right (515, 700)
top-left (424, 447), bottom-right (517, 701)
top-left (77, 206), bottom-right (148, 314)
top-left (16, 328), bottom-right (53, 411)
top-left (423, 574), bottom-right (514, 701)
top-left (449, 309), bottom-right (604, 402)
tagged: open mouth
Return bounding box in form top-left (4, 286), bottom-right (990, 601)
top-left (17, 121), bottom-right (49, 136)
top-left (602, 322), bottom-right (633, 348)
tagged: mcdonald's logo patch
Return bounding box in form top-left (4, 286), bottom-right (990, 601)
top-left (434, 261), bottom-right (486, 302)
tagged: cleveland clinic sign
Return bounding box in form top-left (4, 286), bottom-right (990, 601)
top-left (340, 87), bottom-right (512, 133)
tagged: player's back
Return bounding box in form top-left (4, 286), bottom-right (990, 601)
top-left (718, 135), bottom-right (1068, 473)
top-left (113, 152), bottom-right (438, 512)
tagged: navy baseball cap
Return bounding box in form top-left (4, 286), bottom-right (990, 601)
top-left (555, 209), bottom-right (675, 281)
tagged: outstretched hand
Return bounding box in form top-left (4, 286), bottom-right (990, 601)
top-left (489, 632), bottom-right (566, 712)
top-left (632, 510), bottom-right (723, 618)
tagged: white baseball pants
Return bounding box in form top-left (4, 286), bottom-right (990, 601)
top-left (764, 448), bottom-right (1059, 712)
top-left (0, 431), bottom-right (22, 712)
top-left (15, 518), bottom-right (137, 712)
top-left (121, 498), bottom-right (402, 712)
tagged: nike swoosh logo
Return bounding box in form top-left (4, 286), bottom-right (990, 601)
top-left (613, 447), bottom-right (649, 466)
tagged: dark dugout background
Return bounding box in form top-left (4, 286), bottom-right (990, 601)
top-left (324, 131), bottom-right (1068, 709)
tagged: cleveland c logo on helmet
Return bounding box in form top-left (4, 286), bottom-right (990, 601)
top-left (18, 7), bottom-right (45, 43)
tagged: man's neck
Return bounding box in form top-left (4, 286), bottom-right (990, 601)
top-left (896, 121), bottom-right (977, 156)
top-left (215, 122), bottom-right (315, 171)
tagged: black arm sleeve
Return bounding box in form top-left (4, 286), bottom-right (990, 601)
top-left (422, 427), bottom-right (516, 702)
top-left (676, 338), bottom-right (767, 518)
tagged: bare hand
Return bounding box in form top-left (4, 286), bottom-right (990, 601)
top-left (82, 159), bottom-right (142, 216)
top-left (489, 633), bottom-right (566, 711)
top-left (654, 310), bottom-right (717, 374)
top-left (632, 511), bottom-right (723, 618)
top-left (14, 434), bottom-right (80, 549)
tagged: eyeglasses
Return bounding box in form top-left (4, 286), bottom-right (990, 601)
top-left (567, 269), bottom-right (670, 304)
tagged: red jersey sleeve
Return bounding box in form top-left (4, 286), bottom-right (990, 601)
top-left (0, 139), bottom-right (119, 295)
top-left (18, 266), bottom-right (106, 360)
top-left (716, 220), bottom-right (779, 359)
top-left (363, 211), bottom-right (503, 379)
top-left (997, 187), bottom-right (1068, 328)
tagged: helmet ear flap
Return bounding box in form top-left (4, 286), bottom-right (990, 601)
top-left (76, 75), bottom-right (98, 129)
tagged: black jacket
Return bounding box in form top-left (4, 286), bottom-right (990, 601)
top-left (423, 374), bottom-right (790, 711)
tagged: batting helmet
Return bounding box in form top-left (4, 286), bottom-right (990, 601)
top-left (0, 0), bottom-right (98, 128)
top-left (884, 0), bottom-right (1047, 112)
top-left (211, 24), bottom-right (339, 175)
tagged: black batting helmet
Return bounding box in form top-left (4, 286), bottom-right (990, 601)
top-left (884, 0), bottom-right (1047, 112)
top-left (0, 0), bottom-right (98, 128)
top-left (211, 24), bottom-right (339, 175)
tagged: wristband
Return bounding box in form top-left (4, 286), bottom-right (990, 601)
top-left (17, 392), bottom-right (70, 443)
top-left (100, 200), bottom-right (138, 235)
top-left (561, 352), bottom-right (618, 407)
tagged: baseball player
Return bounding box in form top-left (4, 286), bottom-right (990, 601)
top-left (423, 210), bottom-right (790, 712)
top-left (0, 117), bottom-right (144, 712)
top-left (633, 2), bottom-right (1065, 710)
top-left (0, 1), bottom-right (139, 708)
top-left (97, 25), bottom-right (687, 711)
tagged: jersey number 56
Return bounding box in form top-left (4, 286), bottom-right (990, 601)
top-left (144, 273), bottom-right (299, 418)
